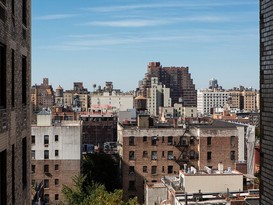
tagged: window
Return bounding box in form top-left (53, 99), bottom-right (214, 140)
top-left (44, 179), bottom-right (49, 188)
top-left (190, 136), bottom-right (195, 145)
top-left (168, 136), bottom-right (173, 145)
top-left (143, 166), bottom-right (147, 173)
top-left (167, 151), bottom-right (173, 160)
top-left (207, 137), bottom-right (212, 146)
top-left (230, 136), bottom-right (235, 147)
top-left (162, 166), bottom-right (165, 173)
top-left (207, 151), bottom-right (212, 160)
top-left (143, 136), bottom-right (147, 142)
top-left (11, 49), bottom-right (15, 107)
top-left (230, 151), bottom-right (235, 160)
top-left (168, 166), bottom-right (173, 174)
top-left (162, 151), bottom-right (165, 157)
top-left (0, 43), bottom-right (6, 109)
top-left (55, 194), bottom-right (59, 201)
top-left (44, 194), bottom-right (49, 203)
top-left (31, 150), bottom-right (35, 159)
top-left (128, 181), bottom-right (136, 190)
top-left (12, 145), bottom-right (15, 203)
top-left (31, 135), bottom-right (35, 144)
top-left (22, 137), bottom-right (27, 189)
top-left (151, 151), bottom-right (157, 160)
top-left (162, 136), bottom-right (164, 143)
top-left (151, 166), bottom-right (157, 175)
top-left (129, 166), bottom-right (134, 174)
top-left (143, 151), bottom-right (148, 158)
top-left (189, 150), bottom-right (195, 159)
top-left (55, 179), bottom-right (59, 186)
top-left (44, 135), bottom-right (49, 145)
top-left (32, 165), bottom-right (35, 174)
top-left (44, 150), bottom-right (49, 159)
top-left (152, 136), bottom-right (157, 146)
top-left (0, 150), bottom-right (7, 205)
top-left (22, 56), bottom-right (27, 105)
top-left (129, 151), bottom-right (135, 160)
top-left (22, 0), bottom-right (27, 26)
top-left (55, 150), bottom-right (59, 157)
top-left (55, 164), bottom-right (59, 171)
top-left (129, 136), bottom-right (135, 146)
top-left (55, 135), bottom-right (59, 142)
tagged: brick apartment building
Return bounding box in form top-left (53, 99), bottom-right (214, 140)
top-left (118, 115), bottom-right (244, 204)
top-left (79, 105), bottom-right (117, 148)
top-left (0, 0), bottom-right (31, 204)
top-left (138, 62), bottom-right (197, 107)
top-left (31, 110), bottom-right (82, 204)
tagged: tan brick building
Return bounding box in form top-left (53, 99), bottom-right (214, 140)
top-left (118, 116), bottom-right (244, 204)
top-left (0, 0), bottom-right (31, 204)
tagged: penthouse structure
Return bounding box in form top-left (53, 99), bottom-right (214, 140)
top-left (138, 62), bottom-right (197, 107)
top-left (0, 0), bottom-right (31, 204)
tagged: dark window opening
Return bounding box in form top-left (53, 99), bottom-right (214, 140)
top-left (11, 49), bottom-right (15, 107)
top-left (151, 166), bottom-right (157, 175)
top-left (230, 151), bottom-right (235, 160)
top-left (129, 136), bottom-right (135, 146)
top-left (22, 56), bottom-right (27, 105)
top-left (0, 43), bottom-right (6, 109)
top-left (168, 136), bottom-right (173, 145)
top-left (129, 151), bottom-right (135, 160)
top-left (0, 150), bottom-right (7, 205)
top-left (44, 150), bottom-right (49, 159)
top-left (44, 135), bottom-right (49, 145)
top-left (55, 135), bottom-right (59, 142)
top-left (207, 137), bottom-right (212, 146)
top-left (143, 136), bottom-right (147, 142)
top-left (22, 137), bottom-right (27, 189)
top-left (129, 166), bottom-right (134, 174)
top-left (207, 151), bottom-right (212, 160)
top-left (168, 166), bottom-right (173, 174)
top-left (44, 165), bottom-right (49, 173)
top-left (22, 0), bottom-right (27, 26)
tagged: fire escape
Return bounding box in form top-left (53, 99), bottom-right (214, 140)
top-left (175, 123), bottom-right (199, 168)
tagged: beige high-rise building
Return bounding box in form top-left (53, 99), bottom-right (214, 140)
top-left (227, 89), bottom-right (259, 112)
top-left (0, 0), bottom-right (31, 204)
top-left (31, 78), bottom-right (54, 113)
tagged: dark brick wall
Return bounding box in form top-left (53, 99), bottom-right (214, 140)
top-left (260, 0), bottom-right (273, 204)
top-left (0, 0), bottom-right (31, 204)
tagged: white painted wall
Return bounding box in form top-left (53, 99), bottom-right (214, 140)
top-left (181, 172), bottom-right (243, 193)
top-left (31, 121), bottom-right (82, 160)
top-left (91, 92), bottom-right (134, 111)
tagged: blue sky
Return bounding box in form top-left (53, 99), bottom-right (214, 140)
top-left (32, 0), bottom-right (259, 91)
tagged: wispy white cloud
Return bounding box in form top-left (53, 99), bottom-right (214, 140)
top-left (81, 19), bottom-right (168, 27)
top-left (80, 15), bottom-right (230, 28)
top-left (35, 14), bottom-right (77, 20)
top-left (83, 1), bottom-right (257, 13)
top-left (40, 28), bottom-right (257, 51)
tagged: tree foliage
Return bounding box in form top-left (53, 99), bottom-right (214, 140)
top-left (82, 153), bottom-right (120, 192)
top-left (62, 175), bottom-right (139, 205)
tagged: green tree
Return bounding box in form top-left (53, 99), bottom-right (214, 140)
top-left (82, 153), bottom-right (120, 192)
top-left (62, 175), bottom-right (138, 205)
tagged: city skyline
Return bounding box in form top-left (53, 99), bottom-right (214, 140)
top-left (33, 0), bottom-right (259, 91)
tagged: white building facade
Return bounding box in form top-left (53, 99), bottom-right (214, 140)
top-left (147, 77), bottom-right (172, 116)
top-left (31, 110), bottom-right (82, 204)
top-left (90, 91), bottom-right (134, 112)
top-left (197, 89), bottom-right (229, 116)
